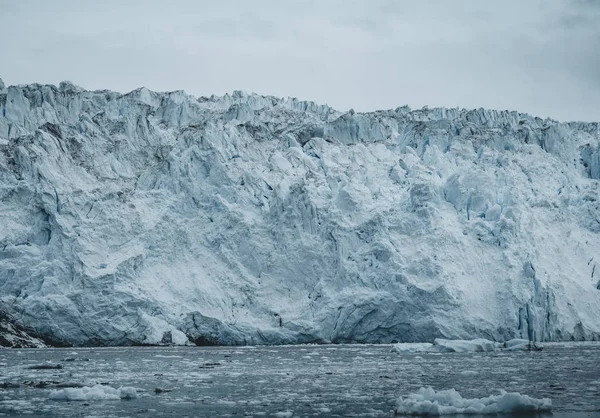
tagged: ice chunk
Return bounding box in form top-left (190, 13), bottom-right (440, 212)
top-left (503, 338), bottom-right (531, 351)
top-left (459, 370), bottom-right (478, 376)
top-left (119, 386), bottom-right (138, 399)
top-left (433, 338), bottom-right (503, 353)
top-left (391, 343), bottom-right (435, 353)
top-left (504, 338), bottom-right (530, 348)
top-left (392, 338), bottom-right (542, 354)
top-left (503, 339), bottom-right (543, 351)
top-left (49, 384), bottom-right (138, 401)
top-left (395, 386), bottom-right (552, 416)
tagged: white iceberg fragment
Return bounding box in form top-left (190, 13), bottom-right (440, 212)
top-left (391, 343), bottom-right (435, 353)
top-left (391, 338), bottom-right (543, 354)
top-left (503, 338), bottom-right (530, 348)
top-left (503, 338), bottom-right (543, 351)
top-left (395, 386), bottom-right (552, 416)
top-left (459, 370), bottom-right (478, 376)
top-left (49, 384), bottom-right (138, 401)
top-left (433, 338), bottom-right (503, 353)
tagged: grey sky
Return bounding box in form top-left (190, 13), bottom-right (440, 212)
top-left (1, 0), bottom-right (599, 121)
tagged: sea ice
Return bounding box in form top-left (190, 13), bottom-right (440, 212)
top-left (502, 338), bottom-right (544, 351)
top-left (503, 338), bottom-right (530, 348)
top-left (395, 387), bottom-right (552, 415)
top-left (433, 338), bottom-right (503, 353)
top-left (49, 384), bottom-right (138, 401)
top-left (391, 343), bottom-right (435, 353)
top-left (391, 338), bottom-right (523, 354)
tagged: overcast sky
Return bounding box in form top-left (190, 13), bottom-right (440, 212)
top-left (1, 0), bottom-right (599, 121)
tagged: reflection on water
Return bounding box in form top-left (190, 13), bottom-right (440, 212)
top-left (0, 342), bottom-right (599, 417)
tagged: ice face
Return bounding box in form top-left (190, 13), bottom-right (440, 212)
top-left (0, 81), bottom-right (599, 346)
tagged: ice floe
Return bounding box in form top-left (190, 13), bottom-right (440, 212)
top-left (49, 384), bottom-right (138, 401)
top-left (391, 338), bottom-right (543, 354)
top-left (395, 386), bottom-right (552, 415)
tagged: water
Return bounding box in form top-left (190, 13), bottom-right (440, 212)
top-left (0, 343), bottom-right (599, 417)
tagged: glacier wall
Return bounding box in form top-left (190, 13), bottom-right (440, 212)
top-left (1, 78), bottom-right (599, 346)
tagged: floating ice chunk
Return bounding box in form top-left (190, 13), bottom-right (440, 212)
top-left (391, 343), bottom-right (435, 353)
top-left (503, 338), bottom-right (530, 348)
top-left (433, 338), bottom-right (503, 353)
top-left (119, 386), bottom-right (138, 399)
top-left (395, 387), bottom-right (552, 416)
top-left (503, 339), bottom-right (543, 351)
top-left (392, 338), bottom-right (542, 354)
top-left (49, 384), bottom-right (138, 401)
top-left (459, 370), bottom-right (478, 376)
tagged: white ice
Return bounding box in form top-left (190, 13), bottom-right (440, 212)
top-left (1, 79), bottom-right (600, 346)
top-left (433, 338), bottom-right (503, 353)
top-left (391, 343), bottom-right (435, 353)
top-left (391, 338), bottom-right (542, 353)
top-left (49, 384), bottom-right (138, 401)
top-left (395, 387), bottom-right (552, 416)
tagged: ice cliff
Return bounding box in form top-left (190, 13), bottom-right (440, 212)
top-left (1, 78), bottom-right (599, 346)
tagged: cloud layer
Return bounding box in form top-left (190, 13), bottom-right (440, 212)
top-left (2, 0), bottom-right (599, 121)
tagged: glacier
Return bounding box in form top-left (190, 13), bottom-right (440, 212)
top-left (0, 78), bottom-right (599, 346)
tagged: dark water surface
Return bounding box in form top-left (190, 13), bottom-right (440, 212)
top-left (0, 343), bottom-right (599, 417)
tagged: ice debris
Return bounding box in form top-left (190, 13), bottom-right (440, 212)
top-left (391, 338), bottom-right (542, 353)
top-left (395, 387), bottom-right (552, 415)
top-left (391, 343), bottom-right (435, 353)
top-left (49, 385), bottom-right (138, 401)
top-left (434, 338), bottom-right (503, 353)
